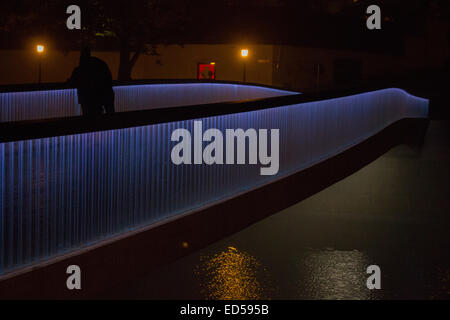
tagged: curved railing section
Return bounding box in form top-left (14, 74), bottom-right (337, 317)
top-left (0, 87), bottom-right (428, 276)
top-left (0, 82), bottom-right (297, 122)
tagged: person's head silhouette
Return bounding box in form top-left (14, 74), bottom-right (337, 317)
top-left (80, 46), bottom-right (91, 66)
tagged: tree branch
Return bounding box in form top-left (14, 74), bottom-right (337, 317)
top-left (129, 45), bottom-right (144, 69)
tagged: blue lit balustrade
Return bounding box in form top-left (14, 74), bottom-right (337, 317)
top-left (0, 88), bottom-right (428, 276)
top-left (0, 83), bottom-right (297, 122)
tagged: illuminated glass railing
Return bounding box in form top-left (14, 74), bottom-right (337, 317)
top-left (0, 83), bottom-right (297, 122)
top-left (0, 88), bottom-right (428, 276)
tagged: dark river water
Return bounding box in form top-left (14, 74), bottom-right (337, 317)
top-left (106, 121), bottom-right (450, 300)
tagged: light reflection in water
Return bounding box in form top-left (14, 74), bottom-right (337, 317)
top-left (195, 246), bottom-right (271, 300)
top-left (296, 249), bottom-right (377, 300)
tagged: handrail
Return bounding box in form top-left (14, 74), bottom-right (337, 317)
top-left (0, 83), bottom-right (425, 143)
top-left (0, 79), bottom-right (291, 93)
top-left (0, 81), bottom-right (298, 127)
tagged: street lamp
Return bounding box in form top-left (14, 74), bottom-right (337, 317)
top-left (36, 44), bottom-right (45, 83)
top-left (241, 49), bottom-right (248, 82)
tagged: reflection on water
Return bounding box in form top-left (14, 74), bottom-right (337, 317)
top-left (296, 249), bottom-right (377, 300)
top-left (195, 246), bottom-right (271, 300)
top-left (193, 248), bottom-right (380, 300)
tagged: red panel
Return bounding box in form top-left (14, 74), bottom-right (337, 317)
top-left (198, 64), bottom-right (216, 80)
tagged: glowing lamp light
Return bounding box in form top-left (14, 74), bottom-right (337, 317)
top-left (210, 62), bottom-right (216, 65)
top-left (241, 49), bottom-right (249, 57)
top-left (36, 45), bottom-right (45, 54)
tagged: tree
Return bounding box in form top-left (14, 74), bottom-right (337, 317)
top-left (0, 0), bottom-right (188, 80)
top-left (82, 0), bottom-right (188, 80)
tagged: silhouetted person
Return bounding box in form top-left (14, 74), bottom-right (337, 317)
top-left (69, 47), bottom-right (115, 116)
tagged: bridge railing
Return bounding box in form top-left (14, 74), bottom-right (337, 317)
top-left (0, 86), bottom-right (428, 277)
top-left (0, 81), bottom-right (297, 122)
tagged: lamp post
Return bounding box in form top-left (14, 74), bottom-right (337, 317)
top-left (241, 49), bottom-right (248, 83)
top-left (36, 44), bottom-right (45, 84)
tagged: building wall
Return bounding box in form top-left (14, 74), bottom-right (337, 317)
top-left (0, 31), bottom-right (447, 91)
top-left (272, 46), bottom-right (412, 92)
top-left (272, 19), bottom-right (450, 93)
top-left (0, 44), bottom-right (274, 86)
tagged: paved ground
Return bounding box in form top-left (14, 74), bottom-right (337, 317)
top-left (106, 120), bottom-right (450, 300)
